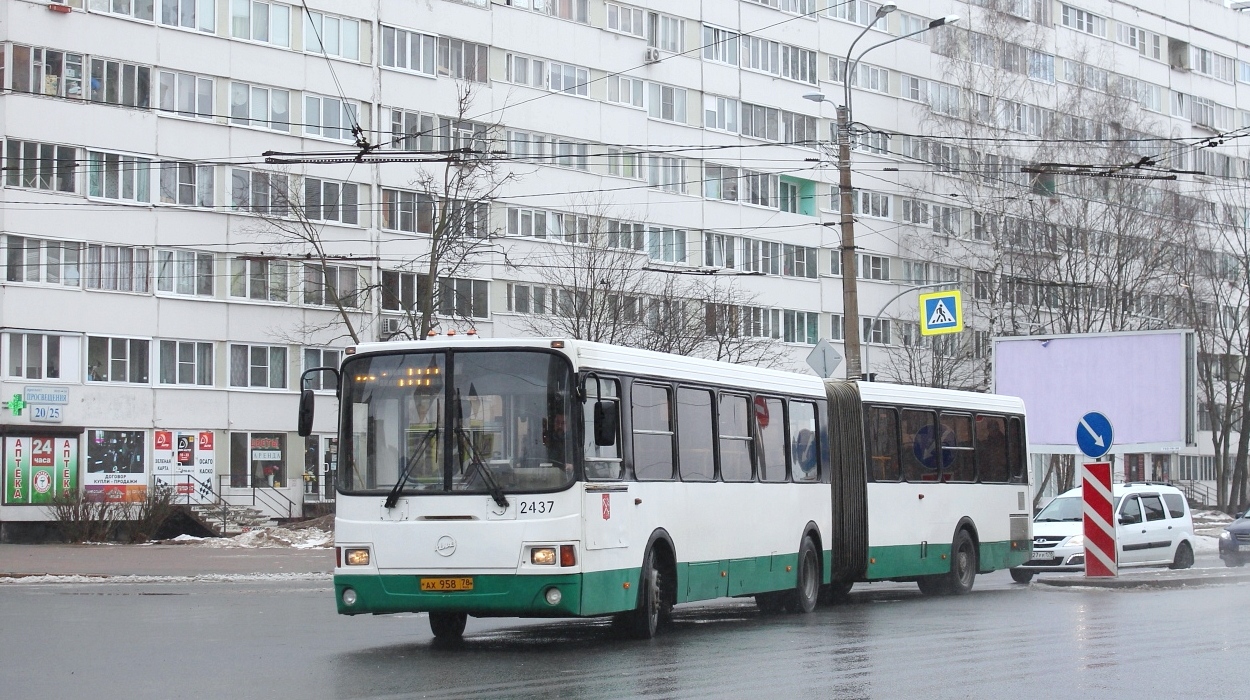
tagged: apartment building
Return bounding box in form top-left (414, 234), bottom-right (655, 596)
top-left (2, 0), bottom-right (1247, 533)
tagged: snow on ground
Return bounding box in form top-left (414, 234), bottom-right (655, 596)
top-left (168, 527), bottom-right (332, 549)
top-left (1193, 509), bottom-right (1235, 539)
top-left (1193, 534), bottom-right (1221, 555)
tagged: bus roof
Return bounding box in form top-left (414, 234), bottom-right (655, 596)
top-left (347, 337), bottom-right (1025, 411)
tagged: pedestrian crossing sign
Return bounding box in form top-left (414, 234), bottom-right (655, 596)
top-left (919, 289), bottom-right (963, 336)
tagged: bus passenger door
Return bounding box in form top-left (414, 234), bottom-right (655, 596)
top-left (584, 484), bottom-right (630, 549)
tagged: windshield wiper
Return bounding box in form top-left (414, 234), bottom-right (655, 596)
top-left (454, 388), bottom-right (509, 509)
top-left (384, 428), bottom-right (438, 509)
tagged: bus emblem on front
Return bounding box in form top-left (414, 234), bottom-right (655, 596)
top-left (602, 494), bottom-right (611, 520)
top-left (436, 536), bottom-right (457, 557)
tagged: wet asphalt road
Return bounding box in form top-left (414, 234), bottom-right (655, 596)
top-left (1, 560), bottom-right (1246, 700)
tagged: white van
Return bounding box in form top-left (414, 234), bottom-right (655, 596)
top-left (1010, 482), bottom-right (1195, 583)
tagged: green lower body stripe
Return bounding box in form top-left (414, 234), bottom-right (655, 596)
top-left (864, 540), bottom-right (1030, 579)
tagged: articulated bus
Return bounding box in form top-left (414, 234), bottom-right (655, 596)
top-left (299, 337), bottom-right (1031, 640)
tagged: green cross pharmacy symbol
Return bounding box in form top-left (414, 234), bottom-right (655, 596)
top-left (7, 394), bottom-right (25, 415)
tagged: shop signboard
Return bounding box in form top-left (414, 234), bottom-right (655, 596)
top-left (154, 430), bottom-right (216, 503)
top-left (4, 436), bottom-right (79, 505)
top-left (84, 430), bottom-right (147, 502)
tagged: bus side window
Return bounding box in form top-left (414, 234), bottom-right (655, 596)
top-left (900, 408), bottom-right (937, 482)
top-left (1007, 416), bottom-right (1027, 484)
top-left (718, 393), bottom-right (754, 482)
top-left (632, 382), bottom-right (675, 481)
top-left (866, 406), bottom-right (900, 482)
top-left (940, 413), bottom-right (976, 483)
top-left (789, 401), bottom-right (819, 482)
top-left (676, 387), bottom-right (715, 482)
top-left (974, 414), bottom-right (1009, 483)
top-left (757, 397), bottom-right (788, 483)
top-left (583, 377), bottom-right (623, 480)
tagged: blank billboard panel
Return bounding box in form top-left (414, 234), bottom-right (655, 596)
top-left (992, 330), bottom-right (1194, 452)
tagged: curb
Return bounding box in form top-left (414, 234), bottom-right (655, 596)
top-left (1035, 571), bottom-right (1250, 589)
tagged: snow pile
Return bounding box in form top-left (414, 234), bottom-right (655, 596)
top-left (170, 527), bottom-right (333, 549)
top-left (1193, 534), bottom-right (1221, 555)
top-left (1193, 509), bottom-right (1235, 539)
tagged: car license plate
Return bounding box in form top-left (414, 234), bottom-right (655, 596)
top-left (1029, 552), bottom-right (1053, 561)
top-left (420, 577), bottom-right (474, 592)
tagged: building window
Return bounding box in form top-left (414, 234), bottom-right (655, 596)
top-left (156, 249), bottom-right (214, 297)
top-left (436, 37), bottom-right (489, 82)
top-left (607, 3), bottom-right (645, 36)
top-left (862, 318), bottom-right (891, 344)
top-left (304, 11), bottom-right (360, 61)
top-left (230, 0), bottom-right (291, 46)
top-left (704, 232), bottom-right (737, 268)
top-left (158, 162), bottom-right (215, 207)
top-left (743, 171), bottom-right (778, 207)
top-left (740, 102), bottom-right (779, 140)
top-left (230, 169), bottom-right (289, 216)
top-left (5, 333), bottom-right (72, 381)
top-left (9, 46), bottom-right (85, 99)
top-left (381, 189), bottom-right (435, 233)
top-left (160, 0), bottom-right (215, 32)
top-left (229, 344), bottom-right (288, 389)
top-left (303, 95), bottom-right (358, 141)
top-left (506, 283), bottom-right (552, 315)
top-left (230, 432), bottom-right (287, 487)
top-left (158, 340), bottom-right (214, 386)
top-left (702, 26), bottom-right (738, 64)
top-left (1060, 4), bottom-right (1105, 36)
top-left (438, 278), bottom-right (489, 318)
top-left (548, 62), bottom-right (590, 95)
top-left (87, 151), bottom-right (151, 204)
top-left (784, 310), bottom-right (819, 344)
top-left (84, 244), bottom-right (151, 293)
top-left (647, 83), bottom-right (687, 123)
top-left (859, 254), bottom-right (890, 281)
top-left (506, 53), bottom-right (547, 88)
top-left (4, 140), bottom-right (77, 193)
top-left (158, 71), bottom-right (213, 119)
top-left (90, 0), bottom-right (154, 23)
top-left (744, 239), bottom-right (781, 276)
top-left (703, 163), bottom-right (739, 201)
top-left (380, 270), bottom-right (419, 312)
top-left (387, 108), bottom-right (439, 152)
top-left (87, 337), bottom-right (150, 383)
top-left (830, 313), bottom-right (844, 340)
top-left (302, 179), bottom-right (359, 225)
top-left (647, 227), bottom-right (686, 263)
top-left (229, 258), bottom-right (289, 302)
top-left (88, 58), bottom-right (151, 108)
top-left (646, 11), bottom-right (685, 52)
top-left (607, 147), bottom-right (643, 179)
top-left (645, 155), bottom-right (687, 193)
top-left (703, 95), bottom-right (739, 133)
top-left (4, 236), bottom-right (80, 286)
top-left (381, 26), bottom-right (437, 75)
top-left (608, 220), bottom-right (646, 250)
top-left (302, 348), bottom-right (342, 390)
top-left (303, 264), bottom-right (358, 307)
top-left (229, 82), bottom-right (290, 132)
top-left (783, 244), bottom-right (818, 278)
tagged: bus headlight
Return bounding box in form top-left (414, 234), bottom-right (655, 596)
top-left (531, 547), bottom-right (557, 565)
top-left (344, 548), bottom-right (371, 566)
top-left (342, 588), bottom-right (358, 606)
top-left (544, 587), bottom-right (563, 605)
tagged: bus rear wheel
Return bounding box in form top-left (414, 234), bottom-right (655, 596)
top-left (429, 611), bottom-right (467, 640)
top-left (784, 537), bottom-right (820, 614)
top-left (918, 530), bottom-right (977, 596)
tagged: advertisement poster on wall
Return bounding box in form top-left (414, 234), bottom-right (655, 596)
top-left (84, 430), bottom-right (147, 502)
top-left (153, 430), bottom-right (216, 503)
top-left (4, 436), bottom-right (79, 505)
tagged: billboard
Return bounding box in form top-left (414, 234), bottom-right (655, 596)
top-left (153, 430), bottom-right (216, 503)
top-left (4, 436), bottom-right (79, 505)
top-left (85, 430), bottom-right (147, 502)
top-left (993, 330), bottom-right (1195, 453)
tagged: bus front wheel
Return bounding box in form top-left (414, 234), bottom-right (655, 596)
top-left (621, 548), bottom-right (666, 639)
top-left (429, 611), bottom-right (467, 640)
top-left (784, 537), bottom-right (820, 614)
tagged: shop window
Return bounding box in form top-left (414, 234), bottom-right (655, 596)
top-left (230, 432), bottom-right (287, 487)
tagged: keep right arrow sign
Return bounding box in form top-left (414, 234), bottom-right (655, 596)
top-left (1076, 412), bottom-right (1114, 459)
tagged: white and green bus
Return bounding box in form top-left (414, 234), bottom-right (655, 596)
top-left (300, 337), bottom-right (1031, 640)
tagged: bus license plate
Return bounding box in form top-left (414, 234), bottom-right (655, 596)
top-left (420, 577), bottom-right (474, 592)
top-left (1029, 552), bottom-right (1053, 561)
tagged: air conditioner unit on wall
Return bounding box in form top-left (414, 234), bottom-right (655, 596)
top-left (380, 317), bottom-right (403, 340)
top-left (644, 47), bottom-right (661, 64)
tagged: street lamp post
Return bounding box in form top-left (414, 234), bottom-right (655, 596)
top-left (804, 11), bottom-right (959, 381)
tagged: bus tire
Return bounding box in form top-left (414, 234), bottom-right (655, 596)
top-left (1009, 568), bottom-right (1034, 584)
top-left (917, 530), bottom-right (977, 596)
top-left (622, 547), bottom-right (664, 639)
top-left (428, 611), bottom-right (467, 640)
top-left (784, 537), bottom-right (820, 614)
top-left (819, 580), bottom-right (854, 606)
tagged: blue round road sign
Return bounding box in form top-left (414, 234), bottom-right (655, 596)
top-left (1076, 412), bottom-right (1114, 459)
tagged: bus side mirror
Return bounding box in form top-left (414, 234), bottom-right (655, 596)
top-left (593, 401), bottom-right (618, 446)
top-left (297, 389), bottom-right (315, 437)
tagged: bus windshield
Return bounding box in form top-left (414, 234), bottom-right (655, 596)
top-left (339, 349), bottom-right (576, 496)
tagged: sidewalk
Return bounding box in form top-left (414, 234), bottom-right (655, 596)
top-left (1035, 564), bottom-right (1250, 589)
top-left (0, 544), bottom-right (333, 578)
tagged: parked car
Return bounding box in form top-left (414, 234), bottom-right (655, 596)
top-left (1010, 483), bottom-right (1195, 583)
top-left (1219, 509), bottom-right (1250, 567)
